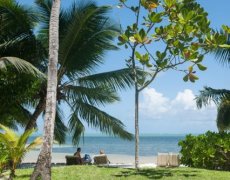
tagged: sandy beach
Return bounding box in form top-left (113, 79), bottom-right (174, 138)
top-left (23, 150), bottom-right (157, 165)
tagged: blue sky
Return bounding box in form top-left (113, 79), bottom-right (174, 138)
top-left (18, 0), bottom-right (230, 135)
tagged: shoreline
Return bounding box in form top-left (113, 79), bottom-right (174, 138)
top-left (22, 151), bottom-right (157, 164)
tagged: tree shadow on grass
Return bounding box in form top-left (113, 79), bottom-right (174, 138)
top-left (113, 168), bottom-right (199, 179)
top-left (14, 174), bottom-right (31, 180)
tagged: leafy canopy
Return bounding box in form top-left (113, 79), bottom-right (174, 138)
top-left (118, 0), bottom-right (230, 86)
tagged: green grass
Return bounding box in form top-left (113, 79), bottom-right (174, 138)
top-left (6, 166), bottom-right (230, 180)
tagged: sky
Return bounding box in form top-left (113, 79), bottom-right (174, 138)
top-left (18, 0), bottom-right (230, 135)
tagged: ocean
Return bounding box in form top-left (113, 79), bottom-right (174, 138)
top-left (31, 135), bottom-right (185, 156)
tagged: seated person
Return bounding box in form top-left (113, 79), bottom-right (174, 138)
top-left (74, 147), bottom-right (92, 164)
top-left (100, 149), bottom-right (105, 155)
top-left (74, 147), bottom-right (83, 164)
top-left (93, 149), bottom-right (110, 164)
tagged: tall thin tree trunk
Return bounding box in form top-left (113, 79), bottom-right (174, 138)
top-left (30, 0), bottom-right (60, 179)
top-left (133, 0), bottom-right (141, 169)
top-left (135, 83), bottom-right (139, 169)
top-left (24, 97), bottom-right (46, 132)
top-left (131, 45), bottom-right (140, 169)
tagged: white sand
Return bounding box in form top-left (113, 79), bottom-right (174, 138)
top-left (22, 150), bottom-right (157, 166)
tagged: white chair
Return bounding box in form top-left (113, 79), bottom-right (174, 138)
top-left (157, 153), bottom-right (180, 167)
top-left (157, 153), bottom-right (169, 167)
top-left (168, 153), bottom-right (180, 167)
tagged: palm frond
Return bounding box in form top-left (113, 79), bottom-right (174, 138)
top-left (0, 124), bottom-right (42, 172)
top-left (54, 105), bottom-right (68, 144)
top-left (75, 101), bottom-right (133, 141)
top-left (17, 128), bottom-right (35, 148)
top-left (78, 68), bottom-right (134, 91)
top-left (196, 86), bottom-right (230, 108)
top-left (25, 137), bottom-right (42, 151)
top-left (68, 110), bottom-right (85, 145)
top-left (0, 0), bottom-right (38, 33)
top-left (0, 104), bottom-right (32, 128)
top-left (0, 124), bottom-right (18, 142)
top-left (213, 31), bottom-right (230, 66)
top-left (0, 116), bottom-right (18, 130)
top-left (0, 57), bottom-right (45, 77)
top-left (0, 1), bottom-right (46, 68)
top-left (58, 2), bottom-right (119, 76)
top-left (35, 0), bottom-right (53, 49)
top-left (36, 0), bottom-right (119, 78)
top-left (62, 85), bottom-right (119, 106)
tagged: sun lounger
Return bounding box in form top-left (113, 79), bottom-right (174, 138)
top-left (157, 153), bottom-right (169, 167)
top-left (65, 156), bottom-right (82, 165)
top-left (157, 153), bottom-right (180, 167)
top-left (168, 153), bottom-right (180, 167)
top-left (93, 155), bottom-right (109, 165)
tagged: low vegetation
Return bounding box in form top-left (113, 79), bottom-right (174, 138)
top-left (2, 166), bottom-right (228, 180)
top-left (0, 124), bottom-right (42, 179)
top-left (179, 131), bottom-right (230, 170)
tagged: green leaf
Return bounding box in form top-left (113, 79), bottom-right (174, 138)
top-left (189, 74), bottom-right (199, 83)
top-left (133, 34), bottom-right (142, 43)
top-left (197, 64), bottom-right (207, 71)
top-left (156, 51), bottom-right (161, 59)
top-left (183, 74), bottom-right (189, 82)
top-left (139, 29), bottom-right (146, 40)
top-left (188, 66), bottom-right (193, 73)
top-left (135, 51), bottom-right (142, 60)
top-left (164, 0), bottom-right (176, 8)
top-left (219, 44), bottom-right (230, 48)
top-left (222, 25), bottom-right (230, 33)
top-left (149, 12), bottom-right (162, 23)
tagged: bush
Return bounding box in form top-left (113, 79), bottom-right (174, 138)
top-left (0, 143), bottom-right (8, 174)
top-left (178, 131), bottom-right (230, 170)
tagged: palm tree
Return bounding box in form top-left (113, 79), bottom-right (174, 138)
top-left (196, 31), bottom-right (230, 132)
top-left (0, 0), bottom-right (46, 129)
top-left (0, 124), bottom-right (42, 179)
top-left (31, 0), bottom-right (60, 179)
top-left (0, 0), bottom-right (134, 142)
top-left (23, 0), bottom-right (134, 145)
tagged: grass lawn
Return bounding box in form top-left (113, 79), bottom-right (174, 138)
top-left (7, 166), bottom-right (230, 180)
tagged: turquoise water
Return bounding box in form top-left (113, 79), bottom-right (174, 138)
top-left (31, 135), bottom-right (185, 156)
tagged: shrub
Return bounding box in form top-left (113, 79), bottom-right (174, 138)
top-left (178, 131), bottom-right (230, 170)
top-left (0, 124), bottom-right (42, 178)
top-left (0, 142), bottom-right (8, 174)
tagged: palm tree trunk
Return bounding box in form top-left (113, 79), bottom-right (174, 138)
top-left (24, 97), bottom-right (46, 132)
top-left (30, 0), bottom-right (60, 179)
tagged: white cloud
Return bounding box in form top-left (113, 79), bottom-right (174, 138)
top-left (140, 88), bottom-right (169, 118)
top-left (140, 88), bottom-right (217, 122)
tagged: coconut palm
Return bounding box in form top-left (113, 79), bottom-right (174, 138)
top-left (196, 31), bottom-right (230, 132)
top-left (21, 0), bottom-right (134, 145)
top-left (31, 0), bottom-right (60, 179)
top-left (0, 0), bottom-right (135, 142)
top-left (0, 1), bottom-right (45, 130)
top-left (0, 124), bottom-right (42, 179)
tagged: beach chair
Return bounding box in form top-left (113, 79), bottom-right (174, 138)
top-left (65, 156), bottom-right (82, 165)
top-left (93, 155), bottom-right (109, 165)
top-left (168, 153), bottom-right (180, 167)
top-left (157, 153), bottom-right (180, 167)
top-left (157, 153), bottom-right (169, 167)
